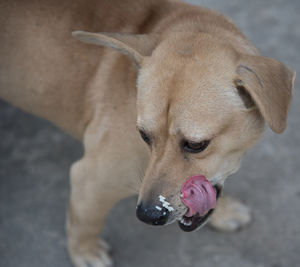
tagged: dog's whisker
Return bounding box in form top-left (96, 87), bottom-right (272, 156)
top-left (125, 183), bottom-right (139, 194)
top-left (136, 166), bottom-right (145, 186)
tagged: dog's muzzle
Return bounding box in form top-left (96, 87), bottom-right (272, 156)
top-left (136, 175), bottom-right (222, 230)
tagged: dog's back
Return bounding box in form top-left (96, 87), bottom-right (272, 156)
top-left (1, 0), bottom-right (93, 137)
top-left (0, 0), bottom-right (164, 137)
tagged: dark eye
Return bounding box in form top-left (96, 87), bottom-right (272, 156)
top-left (139, 130), bottom-right (151, 145)
top-left (183, 140), bottom-right (210, 153)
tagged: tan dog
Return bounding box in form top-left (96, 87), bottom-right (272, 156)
top-left (0, 0), bottom-right (295, 266)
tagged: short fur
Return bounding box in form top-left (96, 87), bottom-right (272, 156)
top-left (0, 0), bottom-right (295, 266)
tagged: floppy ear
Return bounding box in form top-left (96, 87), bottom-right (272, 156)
top-left (235, 55), bottom-right (296, 133)
top-left (72, 31), bottom-right (160, 67)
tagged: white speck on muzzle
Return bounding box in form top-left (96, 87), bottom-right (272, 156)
top-left (158, 195), bottom-right (174, 212)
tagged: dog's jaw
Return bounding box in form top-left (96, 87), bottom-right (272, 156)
top-left (177, 184), bottom-right (222, 232)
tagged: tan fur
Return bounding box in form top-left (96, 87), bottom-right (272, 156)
top-left (0, 0), bottom-right (295, 266)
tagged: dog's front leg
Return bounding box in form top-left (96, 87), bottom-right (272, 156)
top-left (209, 196), bottom-right (252, 232)
top-left (66, 147), bottom-right (139, 267)
top-left (67, 157), bottom-right (115, 267)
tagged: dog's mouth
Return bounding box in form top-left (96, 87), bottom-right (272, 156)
top-left (178, 185), bottom-right (221, 232)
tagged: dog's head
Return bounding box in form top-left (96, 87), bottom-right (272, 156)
top-left (73, 31), bottom-right (295, 231)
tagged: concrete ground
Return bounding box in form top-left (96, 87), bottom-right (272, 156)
top-left (0, 0), bottom-right (299, 266)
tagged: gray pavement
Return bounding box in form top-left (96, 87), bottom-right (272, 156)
top-left (1, 0), bottom-right (300, 266)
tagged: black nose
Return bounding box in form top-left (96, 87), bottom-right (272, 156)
top-left (136, 202), bottom-right (170, 225)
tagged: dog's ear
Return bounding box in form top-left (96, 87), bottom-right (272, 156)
top-left (72, 31), bottom-right (159, 67)
top-left (235, 54), bottom-right (296, 133)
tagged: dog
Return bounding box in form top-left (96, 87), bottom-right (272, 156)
top-left (0, 0), bottom-right (295, 266)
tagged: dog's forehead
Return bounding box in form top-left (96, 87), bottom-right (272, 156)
top-left (137, 36), bottom-right (240, 133)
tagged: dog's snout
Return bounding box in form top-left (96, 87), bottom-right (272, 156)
top-left (136, 201), bottom-right (170, 225)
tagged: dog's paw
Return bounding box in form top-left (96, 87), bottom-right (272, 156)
top-left (209, 196), bottom-right (252, 232)
top-left (69, 239), bottom-right (113, 267)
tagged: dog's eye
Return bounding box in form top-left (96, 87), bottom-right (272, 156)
top-left (183, 140), bottom-right (210, 153)
top-left (139, 130), bottom-right (151, 145)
